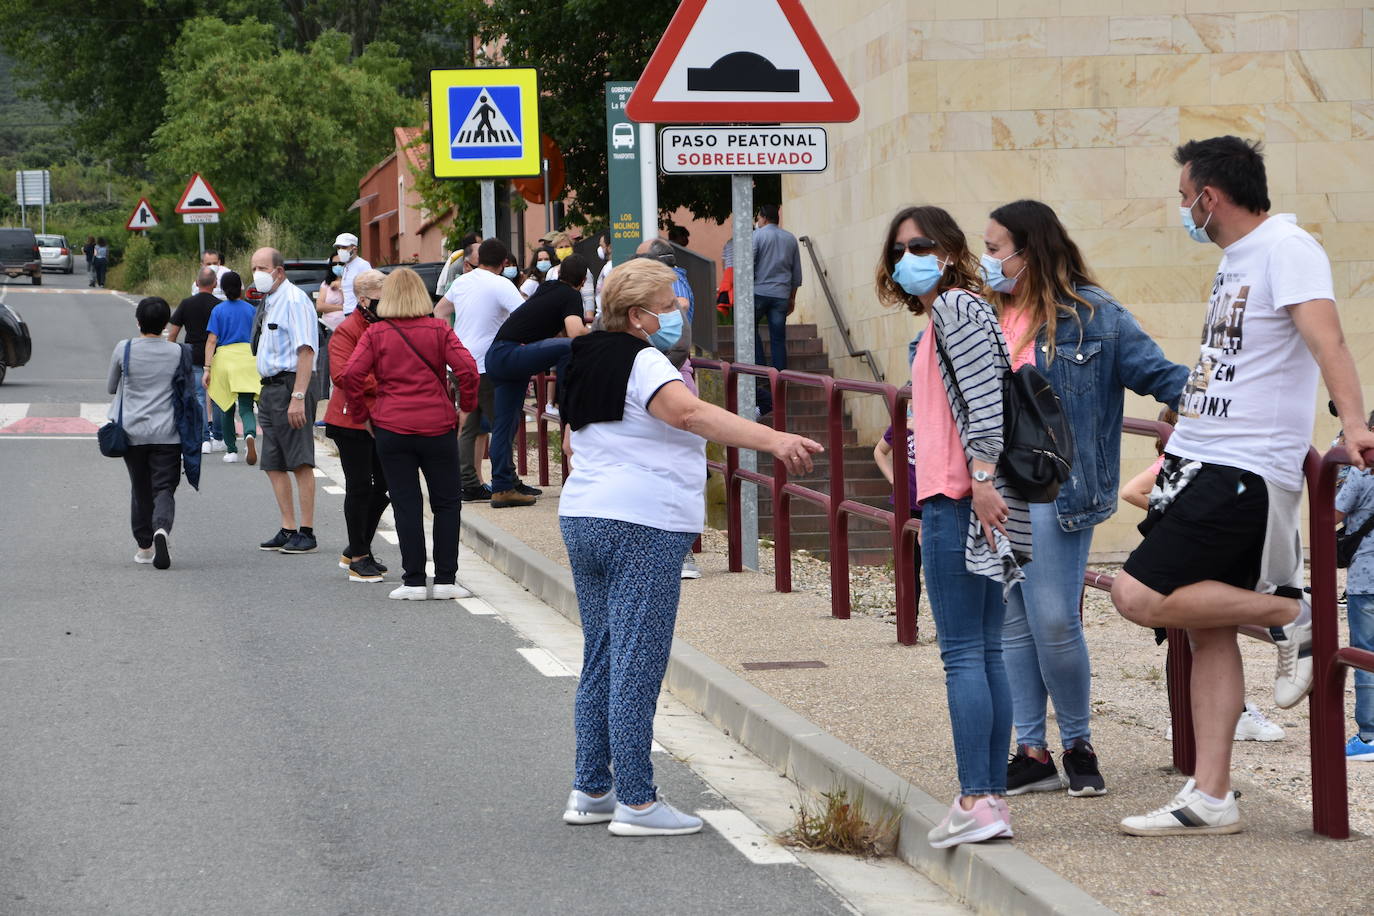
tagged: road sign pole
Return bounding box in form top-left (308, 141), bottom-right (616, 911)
top-left (639, 123), bottom-right (658, 238)
top-left (40, 199), bottom-right (45, 235)
top-left (198, 224), bottom-right (205, 257)
top-left (480, 179), bottom-right (497, 241)
top-left (731, 173), bottom-right (758, 571)
top-left (542, 159), bottom-right (552, 233)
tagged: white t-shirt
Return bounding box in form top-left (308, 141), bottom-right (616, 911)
top-left (1167, 214), bottom-right (1335, 491)
top-left (559, 348), bottom-right (707, 533)
top-left (519, 276), bottom-right (541, 297)
top-left (446, 267), bottom-right (524, 372)
top-left (190, 263), bottom-right (229, 300)
top-left (594, 261), bottom-right (613, 318)
top-left (340, 256), bottom-right (372, 313)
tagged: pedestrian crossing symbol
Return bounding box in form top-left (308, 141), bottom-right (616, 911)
top-left (430, 68), bottom-right (541, 179)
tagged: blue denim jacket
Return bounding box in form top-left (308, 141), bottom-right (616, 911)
top-left (1034, 285), bottom-right (1188, 532)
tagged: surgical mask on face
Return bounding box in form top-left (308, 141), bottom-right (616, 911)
top-left (555, 246), bottom-right (574, 260)
top-left (980, 251), bottom-right (1024, 293)
top-left (1180, 191), bottom-right (1213, 244)
top-left (337, 248), bottom-right (353, 264)
top-left (642, 307), bottom-right (683, 351)
top-left (536, 260), bottom-right (552, 273)
top-left (891, 252), bottom-right (945, 296)
top-left (252, 270), bottom-right (275, 293)
top-left (331, 265), bottom-right (344, 278)
top-left (502, 266), bottom-right (518, 279)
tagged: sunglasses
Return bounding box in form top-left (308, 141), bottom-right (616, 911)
top-left (891, 237), bottom-right (938, 258)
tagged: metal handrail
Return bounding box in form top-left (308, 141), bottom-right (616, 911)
top-left (797, 234), bottom-right (884, 384)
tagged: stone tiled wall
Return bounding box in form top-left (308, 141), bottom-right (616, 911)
top-left (784, 0), bottom-right (1373, 558)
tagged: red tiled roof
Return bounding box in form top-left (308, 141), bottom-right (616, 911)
top-left (395, 126), bottom-right (430, 173)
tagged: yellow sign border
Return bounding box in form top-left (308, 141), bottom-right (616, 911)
top-left (430, 68), bottom-right (541, 179)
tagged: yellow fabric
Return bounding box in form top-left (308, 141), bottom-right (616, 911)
top-left (208, 342), bottom-right (262, 411)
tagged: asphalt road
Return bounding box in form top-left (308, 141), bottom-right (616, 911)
top-left (0, 271), bottom-right (855, 915)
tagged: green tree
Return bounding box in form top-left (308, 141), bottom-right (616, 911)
top-left (149, 18), bottom-right (420, 251)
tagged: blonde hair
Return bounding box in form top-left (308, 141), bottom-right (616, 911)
top-left (376, 268), bottom-right (433, 319)
top-left (353, 268), bottom-right (385, 301)
top-left (601, 259), bottom-right (678, 332)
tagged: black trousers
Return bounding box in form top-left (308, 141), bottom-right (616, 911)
top-left (327, 425), bottom-right (390, 559)
top-left (123, 444), bottom-right (181, 548)
top-left (374, 426), bottom-right (461, 587)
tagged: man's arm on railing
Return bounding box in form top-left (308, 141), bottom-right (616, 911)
top-left (1292, 298), bottom-right (1374, 468)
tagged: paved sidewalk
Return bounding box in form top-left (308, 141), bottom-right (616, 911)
top-left (460, 478), bottom-right (1373, 916)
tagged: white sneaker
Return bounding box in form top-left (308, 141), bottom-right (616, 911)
top-left (223, 452), bottom-right (239, 463)
top-left (432, 583), bottom-right (473, 600)
top-left (607, 795), bottom-right (702, 837)
top-left (1234, 703), bottom-right (1285, 741)
top-left (200, 440), bottom-right (213, 454)
top-left (680, 557), bottom-right (702, 579)
top-left (927, 796), bottom-right (1010, 848)
top-left (388, 585), bottom-right (429, 601)
top-left (563, 789), bottom-right (617, 825)
top-left (1120, 779), bottom-right (1240, 836)
top-left (134, 547), bottom-right (155, 564)
top-left (1272, 601), bottom-right (1313, 709)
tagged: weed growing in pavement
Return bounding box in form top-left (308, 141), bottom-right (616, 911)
top-left (778, 787), bottom-right (896, 857)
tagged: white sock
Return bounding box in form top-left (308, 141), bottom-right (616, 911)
top-left (1292, 600), bottom-right (1311, 627)
top-left (1196, 789), bottom-right (1228, 806)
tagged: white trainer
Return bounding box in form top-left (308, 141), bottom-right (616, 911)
top-left (1234, 703), bottom-right (1285, 741)
top-left (432, 583), bottom-right (473, 600)
top-left (134, 547), bottom-right (155, 564)
top-left (388, 585), bottom-right (429, 601)
top-left (1272, 601), bottom-right (1313, 709)
top-left (223, 452), bottom-right (239, 463)
top-left (1120, 779), bottom-right (1240, 836)
top-left (563, 789), bottom-right (617, 825)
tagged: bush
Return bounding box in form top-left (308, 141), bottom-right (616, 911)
top-left (119, 234), bottom-right (155, 287)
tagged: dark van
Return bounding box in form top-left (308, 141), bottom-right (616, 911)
top-left (0, 227), bottom-right (42, 285)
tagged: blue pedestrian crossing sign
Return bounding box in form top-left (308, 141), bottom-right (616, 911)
top-left (430, 68), bottom-right (541, 179)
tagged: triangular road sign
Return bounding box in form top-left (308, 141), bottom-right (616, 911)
top-left (626, 0), bottom-right (859, 124)
top-left (126, 198), bottom-right (160, 231)
top-left (174, 173), bottom-right (225, 213)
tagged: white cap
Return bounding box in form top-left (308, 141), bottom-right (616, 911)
top-left (333, 232), bottom-right (359, 248)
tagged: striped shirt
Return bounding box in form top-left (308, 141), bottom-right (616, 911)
top-left (255, 279), bottom-right (319, 378)
top-left (929, 289), bottom-right (1031, 595)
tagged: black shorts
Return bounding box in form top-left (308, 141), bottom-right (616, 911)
top-left (1123, 460), bottom-right (1268, 596)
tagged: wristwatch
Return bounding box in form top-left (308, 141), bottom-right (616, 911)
top-left (291, 391), bottom-right (306, 400)
top-left (972, 469), bottom-right (993, 483)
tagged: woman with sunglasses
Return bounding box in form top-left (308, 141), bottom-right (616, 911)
top-left (982, 200), bottom-right (1187, 800)
top-left (875, 205), bottom-right (1027, 848)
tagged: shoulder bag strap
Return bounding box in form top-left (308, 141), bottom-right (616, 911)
top-left (382, 320), bottom-right (448, 395)
top-left (118, 338), bottom-right (131, 427)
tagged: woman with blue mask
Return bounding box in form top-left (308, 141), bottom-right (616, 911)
top-left (520, 244), bottom-right (560, 297)
top-left (876, 205), bottom-right (1025, 848)
top-left (558, 258), bottom-right (821, 836)
top-left (317, 253), bottom-right (347, 332)
top-left (982, 199), bottom-right (1188, 802)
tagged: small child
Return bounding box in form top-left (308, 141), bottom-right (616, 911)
top-left (1334, 437), bottom-right (1374, 761)
top-left (1124, 407), bottom-right (1285, 743)
top-left (873, 417), bottom-right (922, 609)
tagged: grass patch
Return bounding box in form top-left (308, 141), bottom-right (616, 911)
top-left (778, 787), bottom-right (896, 857)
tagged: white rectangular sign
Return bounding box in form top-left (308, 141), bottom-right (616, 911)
top-left (182, 213), bottom-right (220, 224)
top-left (658, 126), bottom-right (826, 174)
top-left (15, 170), bottom-right (50, 206)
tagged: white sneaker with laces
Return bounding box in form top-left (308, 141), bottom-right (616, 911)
top-left (388, 585), bottom-right (429, 601)
top-left (432, 583), bottom-right (473, 600)
top-left (608, 792), bottom-right (702, 837)
top-left (563, 789), bottom-right (617, 825)
top-left (1234, 703), bottom-right (1284, 741)
top-left (223, 452), bottom-right (239, 463)
top-left (680, 557), bottom-right (702, 579)
top-left (134, 547), bottom-right (155, 564)
top-left (1272, 600), bottom-right (1313, 709)
top-left (1120, 779), bottom-right (1240, 836)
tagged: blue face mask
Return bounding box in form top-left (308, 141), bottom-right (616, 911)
top-left (980, 251), bottom-right (1023, 293)
top-left (331, 264), bottom-right (344, 278)
top-left (891, 251), bottom-right (944, 296)
top-left (536, 260), bottom-right (552, 273)
top-left (645, 307), bottom-right (683, 351)
top-left (502, 266), bottom-right (518, 279)
top-left (1180, 191), bottom-right (1213, 244)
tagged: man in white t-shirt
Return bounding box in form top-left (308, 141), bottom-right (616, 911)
top-left (334, 232), bottom-right (372, 315)
top-left (434, 238), bottom-right (530, 501)
top-left (189, 249), bottom-right (229, 300)
top-left (1111, 136), bottom-right (1374, 837)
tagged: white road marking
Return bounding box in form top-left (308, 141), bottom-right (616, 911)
top-left (697, 810), bottom-right (800, 865)
top-left (516, 647), bottom-right (574, 677)
top-left (652, 740), bottom-right (668, 754)
top-left (323, 485), bottom-right (345, 495)
top-left (377, 530), bottom-right (399, 545)
top-left (79, 403), bottom-right (107, 423)
top-left (0, 403), bottom-right (29, 422)
top-left (0, 435), bottom-right (96, 441)
top-left (459, 597), bottom-right (499, 616)
top-left (312, 468), bottom-right (326, 477)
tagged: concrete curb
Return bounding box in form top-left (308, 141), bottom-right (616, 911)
top-left (460, 510), bottom-right (1113, 916)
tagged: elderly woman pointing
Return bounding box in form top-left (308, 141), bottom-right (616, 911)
top-left (558, 259), bottom-right (822, 836)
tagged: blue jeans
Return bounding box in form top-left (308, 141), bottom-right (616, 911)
top-left (1348, 593), bottom-right (1374, 741)
top-left (189, 367), bottom-right (221, 441)
top-left (922, 496), bottom-right (1013, 796)
top-left (1003, 501), bottom-right (1095, 750)
top-left (485, 337), bottom-right (573, 494)
top-left (753, 294), bottom-right (788, 414)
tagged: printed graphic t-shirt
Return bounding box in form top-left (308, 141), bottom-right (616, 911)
top-left (1165, 214), bottom-right (1334, 492)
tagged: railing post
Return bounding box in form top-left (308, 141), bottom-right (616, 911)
top-left (1309, 447), bottom-right (1349, 838)
top-left (516, 379), bottom-right (528, 477)
top-left (825, 380), bottom-right (850, 619)
top-left (1165, 629), bottom-right (1195, 775)
top-left (723, 363), bottom-right (742, 573)
top-left (888, 388), bottom-right (917, 645)
top-left (773, 371), bottom-right (792, 594)
top-left (534, 374), bottom-right (550, 488)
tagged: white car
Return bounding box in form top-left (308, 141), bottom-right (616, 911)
top-left (612, 123), bottom-right (635, 150)
top-left (36, 234), bottom-right (74, 273)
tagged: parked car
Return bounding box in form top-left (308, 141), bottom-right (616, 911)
top-left (36, 234), bottom-right (75, 273)
top-left (0, 227), bottom-right (42, 285)
top-left (0, 300), bottom-right (32, 384)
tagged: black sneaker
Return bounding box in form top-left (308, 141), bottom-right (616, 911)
top-left (348, 557), bottom-right (384, 583)
top-left (279, 531), bottom-right (318, 554)
top-left (514, 481), bottom-right (542, 496)
top-left (259, 528), bottom-right (296, 551)
top-left (461, 484), bottom-right (493, 502)
top-left (368, 554), bottom-right (388, 573)
top-left (1062, 740), bottom-right (1107, 797)
top-left (1007, 745), bottom-right (1064, 796)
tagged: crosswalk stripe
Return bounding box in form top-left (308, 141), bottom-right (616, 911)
top-left (0, 403), bottom-right (29, 422)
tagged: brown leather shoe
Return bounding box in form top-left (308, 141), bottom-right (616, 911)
top-left (245, 434), bottom-right (257, 466)
top-left (490, 489), bottom-right (537, 508)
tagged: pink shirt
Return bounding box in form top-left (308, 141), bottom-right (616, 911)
top-left (911, 306), bottom-right (1034, 504)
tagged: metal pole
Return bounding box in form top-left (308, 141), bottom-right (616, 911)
top-left (198, 224), bottom-right (205, 258)
top-left (40, 199), bottom-right (45, 235)
top-left (639, 123), bottom-right (658, 238)
top-left (731, 174), bottom-right (758, 571)
top-left (480, 179), bottom-right (497, 241)
top-left (542, 158), bottom-right (552, 233)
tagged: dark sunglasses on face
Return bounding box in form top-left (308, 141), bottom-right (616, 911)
top-left (891, 237), bottom-right (938, 258)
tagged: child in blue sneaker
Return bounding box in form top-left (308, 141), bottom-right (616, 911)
top-left (1334, 460), bottom-right (1374, 761)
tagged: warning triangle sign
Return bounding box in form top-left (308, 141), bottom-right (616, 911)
top-left (452, 88), bottom-right (520, 147)
top-left (174, 173), bottom-right (225, 213)
top-left (626, 0), bottom-right (858, 124)
top-left (126, 198), bottom-right (159, 231)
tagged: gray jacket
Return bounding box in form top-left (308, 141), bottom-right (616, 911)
top-left (108, 337), bottom-right (183, 445)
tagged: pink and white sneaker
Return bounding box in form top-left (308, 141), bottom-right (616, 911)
top-left (928, 796), bottom-right (1011, 848)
